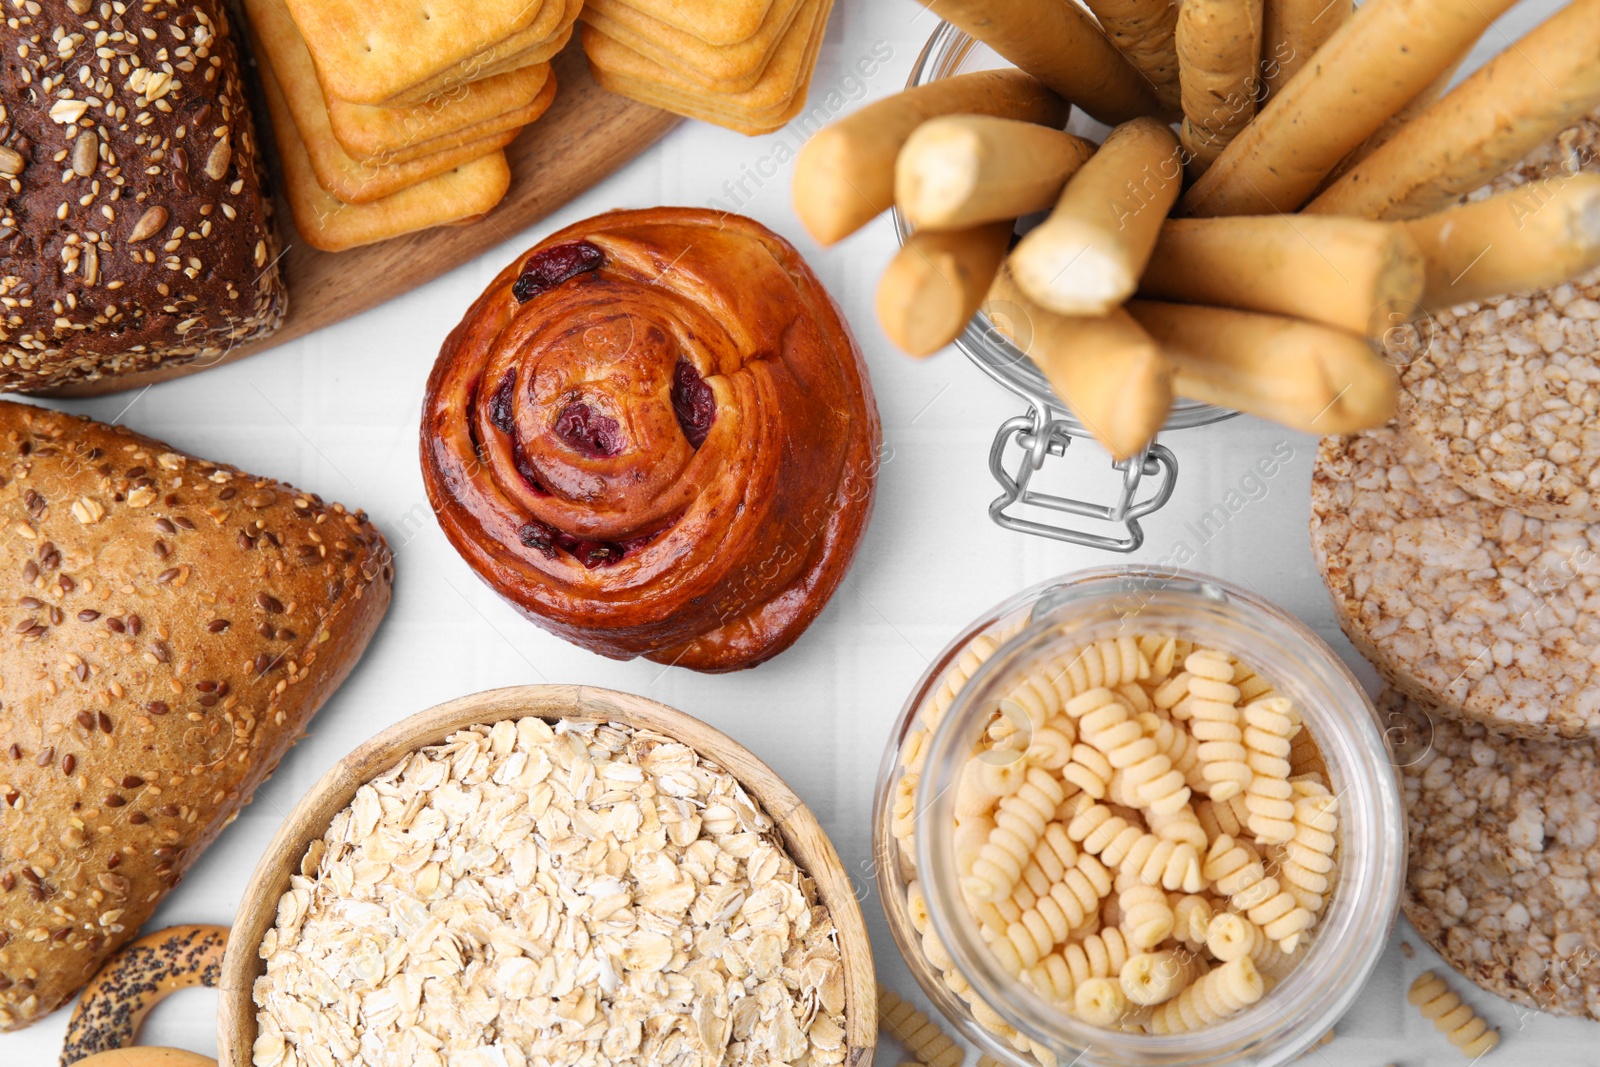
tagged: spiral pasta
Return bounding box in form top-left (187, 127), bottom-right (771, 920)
top-left (1001, 853), bottom-right (1114, 959)
top-left (906, 881), bottom-right (931, 935)
top-left (1074, 976), bottom-right (1130, 1027)
top-left (1279, 785), bottom-right (1339, 914)
top-left (1202, 910), bottom-right (1251, 961)
top-left (1170, 894), bottom-right (1214, 947)
top-left (1147, 803), bottom-right (1209, 850)
top-left (1231, 659), bottom-right (1280, 703)
top-left (954, 814), bottom-right (996, 876)
top-left (1002, 662), bottom-right (1074, 735)
top-left (955, 760), bottom-right (1002, 820)
top-left (1121, 949), bottom-right (1205, 1006)
top-left (1408, 971), bottom-right (1500, 1057)
top-left (976, 755), bottom-right (1032, 805)
top-left (965, 766), bottom-right (1069, 901)
top-left (1204, 912), bottom-right (1298, 978)
top-left (1068, 801), bottom-right (1206, 893)
top-left (1119, 884), bottom-right (1176, 949)
top-left (892, 771), bottom-right (919, 843)
top-left (877, 983), bottom-right (965, 1067)
top-left (1152, 670), bottom-right (1193, 712)
top-left (1116, 681), bottom-right (1156, 716)
top-left (1185, 650), bottom-right (1253, 799)
top-left (1138, 633), bottom-right (1189, 680)
top-left (1040, 853), bottom-right (1115, 935)
top-left (985, 903), bottom-right (1069, 974)
top-left (1203, 834), bottom-right (1314, 949)
top-left (1139, 710), bottom-right (1207, 792)
top-left (904, 627), bottom-right (1341, 1042)
top-left (1023, 951), bottom-right (1080, 1004)
top-left (1063, 742), bottom-right (1115, 799)
top-left (1025, 724), bottom-right (1076, 770)
top-left (1070, 688), bottom-right (1193, 817)
top-left (1148, 957), bottom-right (1266, 1034)
top-left (923, 628), bottom-right (1012, 730)
top-left (1060, 636), bottom-right (1152, 692)
top-left (1242, 696), bottom-right (1298, 843)
top-left (1062, 927), bottom-right (1133, 987)
top-left (1017, 822), bottom-right (1080, 892)
top-left (1195, 795), bottom-right (1247, 844)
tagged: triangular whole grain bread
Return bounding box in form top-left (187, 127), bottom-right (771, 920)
top-left (0, 401), bottom-right (393, 1030)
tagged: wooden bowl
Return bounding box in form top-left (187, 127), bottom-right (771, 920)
top-left (217, 684), bottom-right (876, 1066)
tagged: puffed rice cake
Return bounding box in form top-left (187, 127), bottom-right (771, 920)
top-left (1389, 686), bottom-right (1600, 1019)
top-left (1311, 424), bottom-right (1600, 739)
top-left (1394, 111), bottom-right (1600, 522)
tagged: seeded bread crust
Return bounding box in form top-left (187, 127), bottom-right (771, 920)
top-left (0, 0), bottom-right (286, 391)
top-left (0, 400), bottom-right (392, 1030)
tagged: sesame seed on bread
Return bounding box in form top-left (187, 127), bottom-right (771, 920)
top-left (0, 400), bottom-right (391, 1030)
top-left (0, 0), bottom-right (286, 390)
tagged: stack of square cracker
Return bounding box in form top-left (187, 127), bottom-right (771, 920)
top-left (245, 0), bottom-right (584, 251)
top-left (581, 0), bottom-right (835, 135)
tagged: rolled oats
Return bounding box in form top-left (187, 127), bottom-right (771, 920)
top-left (1390, 687), bottom-right (1600, 1019)
top-left (1311, 425), bottom-right (1600, 739)
top-left (253, 717), bottom-right (849, 1067)
top-left (1396, 112), bottom-right (1600, 521)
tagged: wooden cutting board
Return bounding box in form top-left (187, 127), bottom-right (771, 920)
top-left (36, 44), bottom-right (680, 399)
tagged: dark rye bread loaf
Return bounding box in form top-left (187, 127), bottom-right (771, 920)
top-left (0, 0), bottom-right (286, 391)
top-left (0, 400), bottom-right (392, 1030)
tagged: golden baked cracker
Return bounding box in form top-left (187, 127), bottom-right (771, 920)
top-left (581, 0), bottom-right (830, 134)
top-left (581, 0), bottom-right (805, 91)
top-left (383, 0), bottom-right (581, 106)
top-left (618, 0), bottom-right (777, 46)
top-left (344, 71), bottom-right (556, 165)
top-left (249, 0), bottom-right (518, 202)
top-left (384, 27), bottom-right (570, 108)
top-left (329, 63), bottom-right (551, 160)
top-left (590, 63), bottom-right (810, 134)
top-left (261, 66), bottom-right (511, 252)
top-left (282, 0), bottom-right (550, 105)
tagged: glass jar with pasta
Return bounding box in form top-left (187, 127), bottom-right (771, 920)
top-left (872, 568), bottom-right (1403, 1067)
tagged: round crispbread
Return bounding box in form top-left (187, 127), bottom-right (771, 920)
top-left (1311, 424), bottom-right (1600, 739)
top-left (1394, 112), bottom-right (1600, 522)
top-left (1390, 686), bottom-right (1600, 1020)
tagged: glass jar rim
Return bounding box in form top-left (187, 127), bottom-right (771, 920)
top-left (910, 568), bottom-right (1405, 1067)
top-left (898, 22), bottom-right (1237, 434)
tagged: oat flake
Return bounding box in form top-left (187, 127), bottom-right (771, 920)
top-left (252, 717), bottom-right (848, 1067)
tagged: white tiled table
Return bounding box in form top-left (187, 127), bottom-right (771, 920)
top-left (6, 1), bottom-right (1592, 1062)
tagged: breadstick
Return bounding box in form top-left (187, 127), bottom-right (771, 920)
top-left (1126, 300), bottom-right (1397, 433)
top-left (877, 222), bottom-right (1014, 357)
top-left (793, 70), bottom-right (1067, 246)
top-left (896, 117), bottom-right (1096, 231)
top-left (1010, 118), bottom-right (1183, 316)
top-left (1176, 0), bottom-right (1264, 176)
top-left (1318, 56), bottom-right (1463, 190)
top-left (1083, 0), bottom-right (1183, 114)
top-left (1180, 0), bottom-right (1520, 217)
top-left (1306, 0), bottom-right (1600, 219)
top-left (1403, 174), bottom-right (1600, 310)
top-left (1139, 215), bottom-right (1425, 335)
top-left (1261, 0), bottom-right (1349, 99)
top-left (916, 0), bottom-right (1161, 124)
top-left (987, 269), bottom-right (1174, 461)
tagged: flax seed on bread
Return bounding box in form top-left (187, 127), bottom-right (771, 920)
top-left (0, 400), bottom-right (391, 1030)
top-left (0, 0), bottom-right (286, 391)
